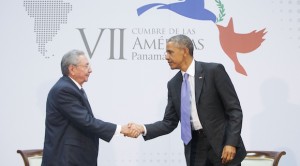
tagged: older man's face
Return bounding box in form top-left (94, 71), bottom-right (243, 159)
top-left (70, 55), bottom-right (92, 86)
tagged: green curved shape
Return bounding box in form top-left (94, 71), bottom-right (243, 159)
top-left (215, 0), bottom-right (226, 23)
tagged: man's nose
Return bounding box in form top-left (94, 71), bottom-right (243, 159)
top-left (165, 53), bottom-right (169, 60)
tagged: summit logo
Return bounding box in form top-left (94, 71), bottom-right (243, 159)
top-left (137, 0), bottom-right (267, 76)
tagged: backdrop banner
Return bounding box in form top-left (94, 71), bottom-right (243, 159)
top-left (0, 0), bottom-right (299, 165)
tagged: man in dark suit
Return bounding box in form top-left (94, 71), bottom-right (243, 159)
top-left (130, 35), bottom-right (246, 166)
top-left (42, 50), bottom-right (138, 166)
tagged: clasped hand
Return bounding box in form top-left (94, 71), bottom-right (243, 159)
top-left (121, 123), bottom-right (144, 138)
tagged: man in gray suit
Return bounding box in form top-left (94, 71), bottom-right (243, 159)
top-left (130, 34), bottom-right (246, 166)
top-left (42, 50), bottom-right (138, 166)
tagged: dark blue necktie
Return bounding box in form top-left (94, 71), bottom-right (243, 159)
top-left (81, 88), bottom-right (88, 99)
top-left (181, 73), bottom-right (192, 145)
top-left (81, 88), bottom-right (94, 117)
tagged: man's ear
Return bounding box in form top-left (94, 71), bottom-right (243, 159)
top-left (183, 47), bottom-right (190, 57)
top-left (68, 65), bottom-right (75, 76)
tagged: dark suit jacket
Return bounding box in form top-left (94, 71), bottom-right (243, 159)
top-left (42, 76), bottom-right (116, 166)
top-left (144, 61), bottom-right (246, 165)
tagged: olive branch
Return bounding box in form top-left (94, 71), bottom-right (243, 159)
top-left (215, 0), bottom-right (226, 23)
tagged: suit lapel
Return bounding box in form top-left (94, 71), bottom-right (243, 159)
top-left (172, 71), bottom-right (183, 115)
top-left (80, 90), bottom-right (94, 117)
top-left (194, 61), bottom-right (204, 106)
top-left (173, 62), bottom-right (204, 113)
top-left (64, 76), bottom-right (94, 117)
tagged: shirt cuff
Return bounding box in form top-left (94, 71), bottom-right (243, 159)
top-left (114, 125), bottom-right (122, 136)
top-left (142, 124), bottom-right (147, 136)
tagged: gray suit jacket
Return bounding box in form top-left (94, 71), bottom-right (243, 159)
top-left (42, 76), bottom-right (116, 166)
top-left (144, 61), bottom-right (246, 165)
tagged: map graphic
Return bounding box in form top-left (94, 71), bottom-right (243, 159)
top-left (24, 0), bottom-right (72, 58)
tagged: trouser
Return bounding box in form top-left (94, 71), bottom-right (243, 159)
top-left (184, 129), bottom-right (241, 166)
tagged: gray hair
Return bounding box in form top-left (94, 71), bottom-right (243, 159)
top-left (61, 49), bottom-right (85, 76)
top-left (167, 34), bottom-right (194, 56)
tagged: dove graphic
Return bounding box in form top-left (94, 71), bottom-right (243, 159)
top-left (137, 1), bottom-right (267, 76)
top-left (137, 0), bottom-right (216, 22)
top-left (217, 17), bottom-right (267, 76)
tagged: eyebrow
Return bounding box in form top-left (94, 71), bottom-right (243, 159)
top-left (166, 50), bottom-right (174, 54)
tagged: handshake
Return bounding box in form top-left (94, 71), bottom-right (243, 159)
top-left (121, 123), bottom-right (145, 138)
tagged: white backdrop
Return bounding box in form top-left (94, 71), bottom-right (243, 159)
top-left (0, 0), bottom-right (299, 165)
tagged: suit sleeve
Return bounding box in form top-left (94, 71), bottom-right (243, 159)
top-left (214, 64), bottom-right (243, 147)
top-left (143, 81), bottom-right (179, 140)
top-left (52, 86), bottom-right (117, 142)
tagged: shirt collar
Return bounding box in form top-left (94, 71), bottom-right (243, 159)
top-left (69, 76), bottom-right (82, 89)
top-left (181, 60), bottom-right (195, 77)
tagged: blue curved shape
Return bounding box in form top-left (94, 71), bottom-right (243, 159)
top-left (137, 3), bottom-right (166, 16)
top-left (137, 0), bottom-right (216, 22)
